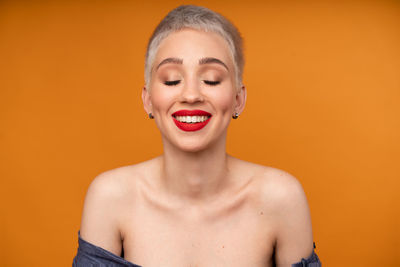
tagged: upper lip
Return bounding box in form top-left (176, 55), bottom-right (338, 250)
top-left (172, 109), bottom-right (212, 117)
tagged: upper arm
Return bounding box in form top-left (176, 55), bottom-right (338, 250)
top-left (79, 171), bottom-right (125, 255)
top-left (267, 170), bottom-right (314, 266)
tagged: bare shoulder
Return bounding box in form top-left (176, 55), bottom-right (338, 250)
top-left (257, 166), bottom-right (308, 208)
top-left (82, 157), bottom-right (160, 206)
top-left (244, 161), bottom-right (311, 226)
top-left (231, 157), bottom-right (306, 206)
top-left (84, 162), bottom-right (149, 199)
top-left (82, 161), bottom-right (149, 208)
top-left (261, 168), bottom-right (314, 265)
top-left (79, 158), bottom-right (160, 254)
top-left (233, 158), bottom-right (314, 264)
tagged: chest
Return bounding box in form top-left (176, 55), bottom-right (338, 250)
top-left (120, 205), bottom-right (276, 267)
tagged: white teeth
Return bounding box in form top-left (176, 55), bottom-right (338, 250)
top-left (175, 115), bottom-right (210, 123)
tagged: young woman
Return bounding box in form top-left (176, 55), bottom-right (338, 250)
top-left (73, 5), bottom-right (320, 267)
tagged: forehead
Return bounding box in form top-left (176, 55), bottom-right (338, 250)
top-left (154, 29), bottom-right (234, 66)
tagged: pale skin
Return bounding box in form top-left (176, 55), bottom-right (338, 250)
top-left (80, 29), bottom-right (314, 266)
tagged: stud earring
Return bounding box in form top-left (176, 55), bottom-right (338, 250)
top-left (148, 113), bottom-right (154, 119)
top-left (232, 113), bottom-right (239, 119)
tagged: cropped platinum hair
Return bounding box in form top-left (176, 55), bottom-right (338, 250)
top-left (145, 5), bottom-right (244, 89)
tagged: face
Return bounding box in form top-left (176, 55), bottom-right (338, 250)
top-left (143, 29), bottom-right (246, 152)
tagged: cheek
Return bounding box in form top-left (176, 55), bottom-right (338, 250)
top-left (150, 87), bottom-right (176, 112)
top-left (208, 88), bottom-right (236, 113)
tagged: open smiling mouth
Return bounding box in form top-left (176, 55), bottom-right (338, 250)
top-left (172, 110), bottom-right (212, 132)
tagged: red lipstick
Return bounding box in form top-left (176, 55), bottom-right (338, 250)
top-left (172, 109), bottom-right (212, 132)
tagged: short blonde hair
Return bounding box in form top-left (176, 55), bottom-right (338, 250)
top-left (145, 5), bottom-right (244, 88)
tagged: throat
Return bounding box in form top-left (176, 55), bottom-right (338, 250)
top-left (161, 151), bottom-right (230, 201)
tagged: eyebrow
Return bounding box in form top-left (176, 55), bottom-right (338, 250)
top-left (199, 57), bottom-right (229, 71)
top-left (156, 57), bottom-right (183, 70)
top-left (155, 57), bottom-right (229, 71)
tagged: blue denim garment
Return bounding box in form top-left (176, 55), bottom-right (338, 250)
top-left (73, 232), bottom-right (321, 267)
top-left (291, 249), bottom-right (321, 267)
top-left (73, 232), bottom-right (141, 267)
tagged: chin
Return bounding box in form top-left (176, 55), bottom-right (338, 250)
top-left (160, 122), bottom-right (228, 153)
top-left (173, 139), bottom-right (211, 153)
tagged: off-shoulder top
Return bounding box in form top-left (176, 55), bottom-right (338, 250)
top-left (73, 232), bottom-right (321, 267)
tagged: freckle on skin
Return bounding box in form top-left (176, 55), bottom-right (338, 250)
top-left (260, 211), bottom-right (263, 215)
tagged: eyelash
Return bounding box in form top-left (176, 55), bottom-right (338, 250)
top-left (164, 80), bottom-right (180, 86)
top-left (163, 80), bottom-right (221, 86)
top-left (204, 80), bottom-right (220, 86)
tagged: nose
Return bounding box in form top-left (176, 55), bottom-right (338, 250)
top-left (179, 79), bottom-right (204, 103)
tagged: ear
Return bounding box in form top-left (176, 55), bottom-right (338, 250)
top-left (142, 86), bottom-right (152, 114)
top-left (235, 85), bottom-right (247, 115)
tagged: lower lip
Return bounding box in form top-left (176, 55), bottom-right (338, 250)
top-left (172, 117), bottom-right (211, 132)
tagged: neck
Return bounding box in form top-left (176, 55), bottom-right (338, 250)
top-left (160, 136), bottom-right (231, 203)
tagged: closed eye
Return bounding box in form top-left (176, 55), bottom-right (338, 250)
top-left (204, 80), bottom-right (221, 86)
top-left (164, 80), bottom-right (181, 86)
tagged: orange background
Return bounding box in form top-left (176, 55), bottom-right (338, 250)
top-left (1, 0), bottom-right (399, 266)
